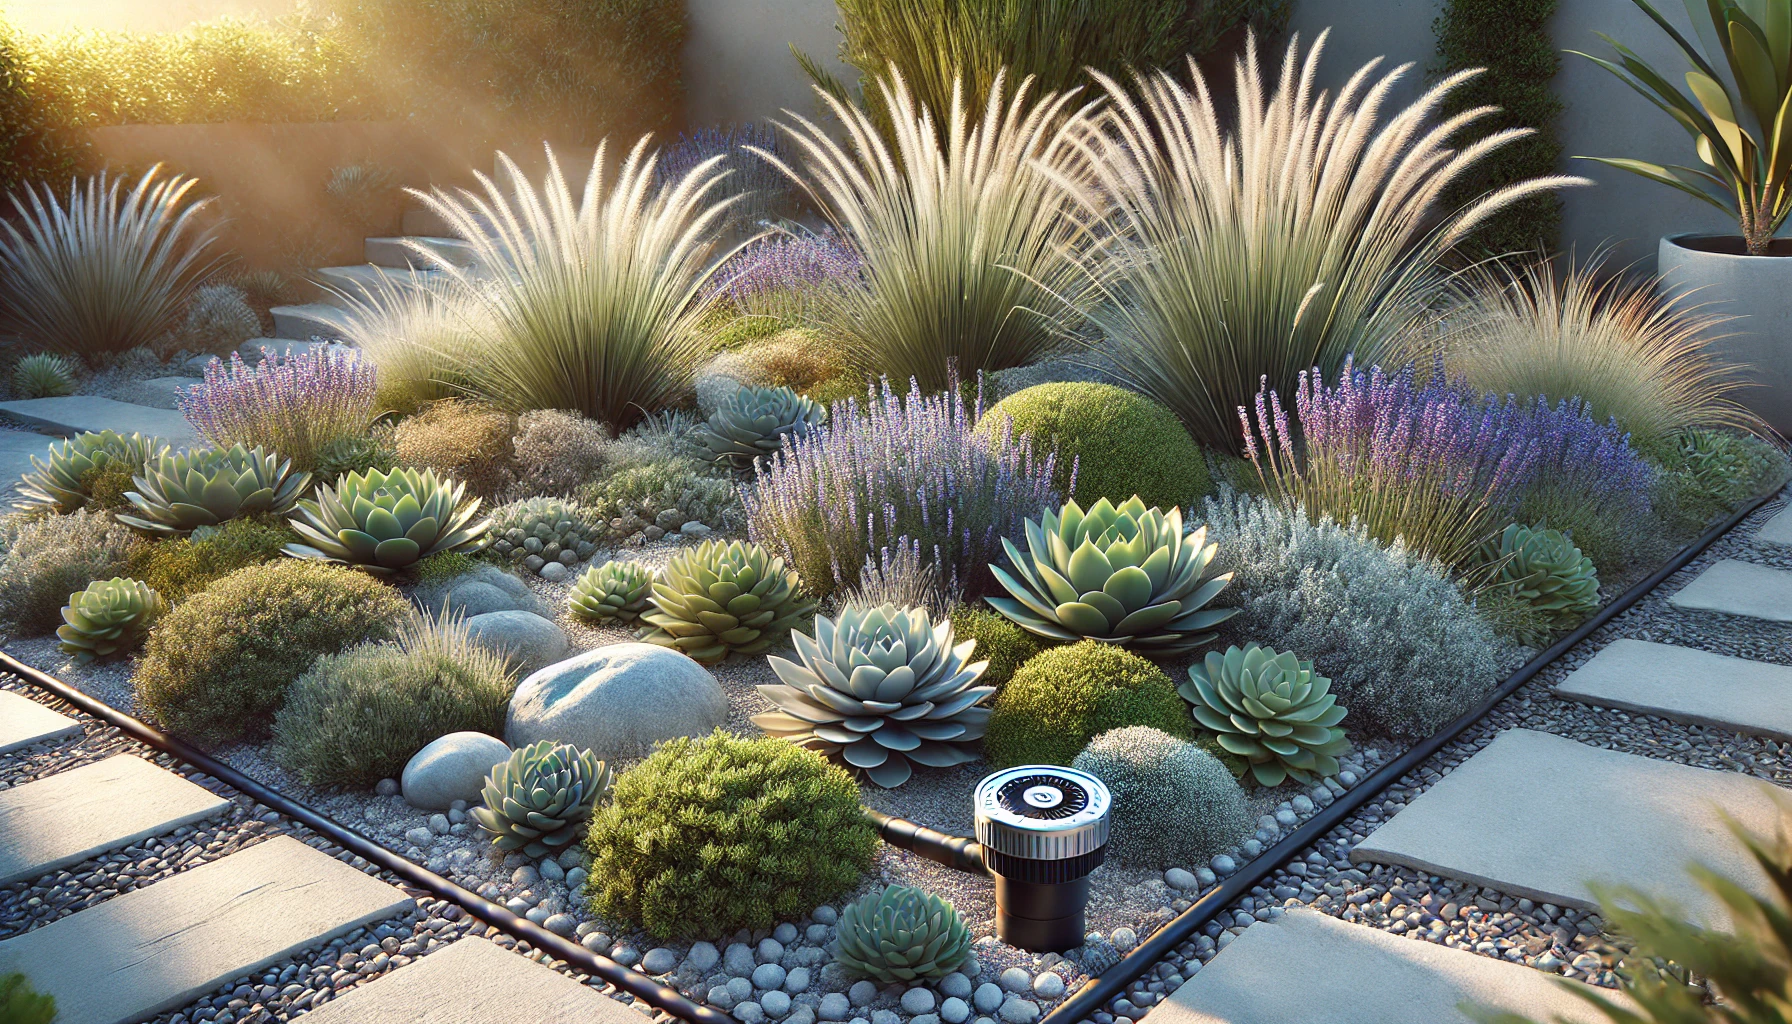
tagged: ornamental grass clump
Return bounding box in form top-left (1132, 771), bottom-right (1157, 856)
top-left (833, 885), bottom-right (973, 983)
top-left (11, 353), bottom-right (75, 398)
top-left (180, 347), bottom-right (378, 472)
top-left (1061, 34), bottom-right (1586, 452)
top-left (584, 731), bottom-right (878, 938)
top-left (755, 71), bottom-right (1094, 389)
top-left (744, 377), bottom-right (1060, 599)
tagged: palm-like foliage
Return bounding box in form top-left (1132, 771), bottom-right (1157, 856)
top-left (0, 168), bottom-right (222, 363)
top-left (1060, 33), bottom-right (1587, 452)
top-left (1439, 255), bottom-right (1758, 446)
top-left (1573, 0), bottom-right (1792, 254)
top-left (404, 140), bottom-right (738, 430)
top-left (754, 71), bottom-right (1096, 390)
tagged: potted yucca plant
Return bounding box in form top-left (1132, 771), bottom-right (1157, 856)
top-left (1577, 0), bottom-right (1792, 430)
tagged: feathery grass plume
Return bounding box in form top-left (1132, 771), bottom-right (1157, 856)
top-left (753, 70), bottom-right (1097, 391)
top-left (1437, 254), bottom-right (1759, 446)
top-left (0, 167), bottom-right (222, 364)
top-left (404, 140), bottom-right (738, 431)
top-left (318, 271), bottom-right (483, 415)
top-left (1059, 32), bottom-right (1589, 452)
top-left (180, 347), bottom-right (378, 472)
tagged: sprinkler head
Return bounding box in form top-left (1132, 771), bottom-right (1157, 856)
top-left (974, 765), bottom-right (1112, 952)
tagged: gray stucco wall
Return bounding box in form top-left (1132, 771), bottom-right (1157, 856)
top-left (682, 0), bottom-right (852, 129)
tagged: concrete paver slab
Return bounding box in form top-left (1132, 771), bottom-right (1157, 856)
top-left (1758, 505), bottom-right (1792, 548)
top-left (0, 429), bottom-right (46, 504)
top-left (0, 754), bottom-right (229, 885)
top-left (1554, 639), bottom-right (1792, 741)
top-left (1668, 559), bottom-right (1792, 623)
top-left (269, 303), bottom-right (343, 341)
top-left (0, 690), bottom-right (82, 754)
top-left (0, 835), bottom-right (410, 1024)
top-left (0, 396), bottom-right (198, 446)
top-left (302, 936), bottom-right (643, 1023)
top-left (1144, 908), bottom-right (1624, 1024)
top-left (1351, 729), bottom-right (1785, 925)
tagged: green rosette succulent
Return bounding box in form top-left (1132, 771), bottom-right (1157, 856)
top-left (1479, 523), bottom-right (1599, 627)
top-left (753, 602), bottom-right (993, 788)
top-left (469, 740), bottom-right (612, 858)
top-left (284, 466), bottom-right (491, 575)
top-left (1181, 643), bottom-right (1351, 788)
top-left (56, 577), bottom-right (167, 663)
top-left (13, 353), bottom-right (76, 398)
top-left (487, 497), bottom-right (605, 574)
top-left (568, 560), bottom-right (655, 623)
top-left (638, 539), bottom-right (815, 664)
top-left (15, 430), bottom-right (166, 514)
top-left (116, 444), bottom-right (312, 536)
top-left (832, 884), bottom-right (973, 983)
top-left (987, 495), bottom-right (1237, 657)
top-left (697, 384), bottom-right (827, 471)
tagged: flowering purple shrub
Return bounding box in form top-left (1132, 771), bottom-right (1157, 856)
top-left (181, 347), bottom-right (378, 472)
top-left (743, 376), bottom-right (1062, 599)
top-left (705, 231), bottom-right (862, 320)
top-left (1241, 358), bottom-right (1654, 569)
top-left (658, 123), bottom-right (793, 230)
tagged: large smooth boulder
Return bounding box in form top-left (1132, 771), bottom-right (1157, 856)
top-left (402, 732), bottom-right (511, 810)
top-left (464, 611), bottom-right (569, 674)
top-left (505, 643), bottom-right (729, 760)
top-left (411, 564), bottom-right (550, 619)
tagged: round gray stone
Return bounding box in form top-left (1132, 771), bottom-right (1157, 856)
top-left (736, 1001), bottom-right (767, 1024)
top-left (1163, 868), bottom-right (1198, 891)
top-left (998, 998), bottom-right (1040, 1024)
top-left (902, 988), bottom-right (936, 1014)
top-left (818, 992), bottom-right (850, 1021)
top-left (812, 905), bottom-right (839, 925)
top-left (728, 977), bottom-right (755, 1001)
top-left (757, 938), bottom-right (785, 963)
top-left (710, 987), bottom-right (739, 1010)
top-left (463, 611), bottom-right (569, 674)
top-left (724, 943), bottom-right (757, 976)
top-left (773, 922), bottom-right (799, 944)
top-left (941, 998), bottom-right (970, 1024)
top-left (543, 913), bottom-right (576, 936)
top-left (762, 991), bottom-right (793, 1017)
top-left (505, 643), bottom-right (729, 761)
top-left (539, 561), bottom-right (572, 582)
top-left (438, 581), bottom-right (516, 618)
top-left (1031, 973), bottom-right (1064, 999)
top-left (848, 980), bottom-right (878, 1008)
top-left (643, 947), bottom-right (678, 974)
top-left (998, 968), bottom-right (1031, 994)
top-left (973, 984), bottom-right (1004, 1013)
top-left (687, 941), bottom-right (721, 973)
top-left (940, 974), bottom-right (972, 999)
top-left (401, 731), bottom-right (510, 810)
top-left (785, 967), bottom-right (810, 993)
top-left (1110, 927), bottom-right (1138, 952)
top-left (753, 963), bottom-right (787, 991)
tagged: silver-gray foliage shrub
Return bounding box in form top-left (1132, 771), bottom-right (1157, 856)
top-left (1201, 488), bottom-right (1505, 740)
top-left (1070, 726), bottom-right (1252, 869)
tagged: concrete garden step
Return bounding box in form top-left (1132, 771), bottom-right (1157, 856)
top-left (1554, 639), bottom-right (1792, 741)
top-left (1668, 559), bottom-right (1792, 623)
top-left (0, 754), bottom-right (230, 885)
top-left (1350, 728), bottom-right (1782, 926)
top-left (365, 235), bottom-right (477, 269)
top-left (1758, 505), bottom-right (1792, 547)
top-left (0, 428), bottom-right (47, 503)
top-left (0, 690), bottom-right (81, 754)
top-left (301, 935), bottom-right (642, 1023)
top-left (1141, 908), bottom-right (1624, 1024)
top-left (270, 303), bottom-right (346, 341)
top-left (0, 396), bottom-right (199, 446)
top-left (0, 835), bottom-right (411, 1024)
top-left (314, 264), bottom-right (448, 309)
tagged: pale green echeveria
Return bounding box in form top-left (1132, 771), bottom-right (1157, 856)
top-left (1479, 522), bottom-right (1599, 626)
top-left (468, 740), bottom-right (612, 859)
top-left (56, 576), bottom-right (167, 663)
top-left (697, 384), bottom-right (827, 471)
top-left (753, 602), bottom-right (992, 787)
top-left (117, 443), bottom-right (311, 536)
top-left (284, 466), bottom-right (491, 575)
top-left (637, 539), bottom-right (814, 663)
top-left (1182, 642), bottom-right (1351, 788)
top-left (569, 559), bottom-right (655, 623)
top-left (832, 884), bottom-right (972, 983)
top-left (988, 495), bottom-right (1237, 657)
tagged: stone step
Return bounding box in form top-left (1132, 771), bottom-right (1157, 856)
top-left (270, 303), bottom-right (346, 341)
top-left (402, 206), bottom-right (459, 239)
top-left (0, 429), bottom-right (49, 503)
top-left (1350, 728), bottom-right (1782, 927)
top-left (0, 690), bottom-right (82, 755)
top-left (301, 935), bottom-right (643, 1023)
top-left (0, 835), bottom-right (410, 1024)
top-left (365, 235), bottom-right (477, 269)
top-left (1668, 559), bottom-right (1792, 623)
top-left (1143, 908), bottom-right (1625, 1024)
top-left (1758, 505), bottom-right (1792, 547)
top-left (0, 754), bottom-right (230, 885)
top-left (1554, 638), bottom-right (1792, 741)
top-left (314, 264), bottom-right (448, 310)
top-left (0, 396), bottom-right (199, 447)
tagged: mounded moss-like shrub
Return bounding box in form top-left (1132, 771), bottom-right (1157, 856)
top-left (271, 614), bottom-right (517, 789)
top-left (135, 560), bottom-right (409, 746)
top-left (950, 604), bottom-right (1045, 689)
top-left (1071, 726), bottom-right (1253, 868)
top-left (983, 641), bottom-right (1192, 767)
top-left (505, 409), bottom-right (610, 499)
top-left (0, 509), bottom-right (143, 634)
top-left (584, 731), bottom-right (877, 939)
top-left (125, 516), bottom-right (292, 604)
top-left (977, 383), bottom-right (1214, 510)
top-left (393, 399), bottom-right (516, 500)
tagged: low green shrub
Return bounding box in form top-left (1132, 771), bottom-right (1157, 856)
top-left (1071, 726), bottom-right (1253, 868)
top-left (983, 641), bottom-right (1192, 768)
top-left (135, 560), bottom-right (409, 746)
top-left (1648, 428), bottom-right (1790, 535)
top-left (584, 731), bottom-right (877, 938)
top-left (393, 400), bottom-right (517, 501)
top-left (412, 550), bottom-right (479, 587)
top-left (0, 509), bottom-right (142, 634)
top-left (77, 457), bottom-right (138, 511)
top-left (949, 605), bottom-right (1044, 689)
top-left (271, 614), bottom-right (516, 789)
top-left (977, 383), bottom-right (1213, 510)
top-left (126, 517), bottom-right (292, 604)
top-left (0, 970), bottom-right (57, 1024)
top-left (575, 456), bottom-right (739, 544)
top-left (506, 409), bottom-right (611, 499)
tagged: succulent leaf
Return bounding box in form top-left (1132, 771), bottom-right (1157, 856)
top-left (696, 385), bottom-right (827, 471)
top-left (15, 429), bottom-right (167, 514)
top-left (638, 539), bottom-right (815, 664)
top-left (116, 444), bottom-right (310, 536)
top-left (569, 560), bottom-right (656, 622)
top-left (487, 497), bottom-right (607, 575)
top-left (56, 577), bottom-right (166, 663)
top-left (469, 740), bottom-right (611, 859)
top-left (283, 466), bottom-right (491, 575)
top-left (1180, 642), bottom-right (1351, 788)
top-left (831, 885), bottom-right (972, 983)
top-left (1477, 523), bottom-right (1600, 629)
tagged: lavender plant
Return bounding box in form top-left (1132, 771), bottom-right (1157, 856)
top-left (744, 377), bottom-right (1061, 600)
top-left (658, 124), bottom-right (794, 231)
top-left (705, 230), bottom-right (862, 321)
top-left (180, 347), bottom-right (379, 472)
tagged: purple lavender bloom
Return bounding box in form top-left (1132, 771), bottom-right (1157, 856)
top-left (180, 346), bottom-right (378, 471)
top-left (658, 123), bottom-right (793, 228)
top-left (743, 375), bottom-right (1060, 599)
top-left (704, 230), bottom-right (863, 316)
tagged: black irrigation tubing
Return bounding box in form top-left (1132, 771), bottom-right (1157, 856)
top-left (1038, 486), bottom-right (1783, 1024)
top-left (0, 650), bottom-right (733, 1024)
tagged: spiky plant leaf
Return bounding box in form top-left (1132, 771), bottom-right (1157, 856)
top-left (14, 429), bottom-right (167, 515)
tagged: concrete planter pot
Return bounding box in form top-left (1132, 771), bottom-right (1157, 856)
top-left (1658, 233), bottom-right (1792, 432)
